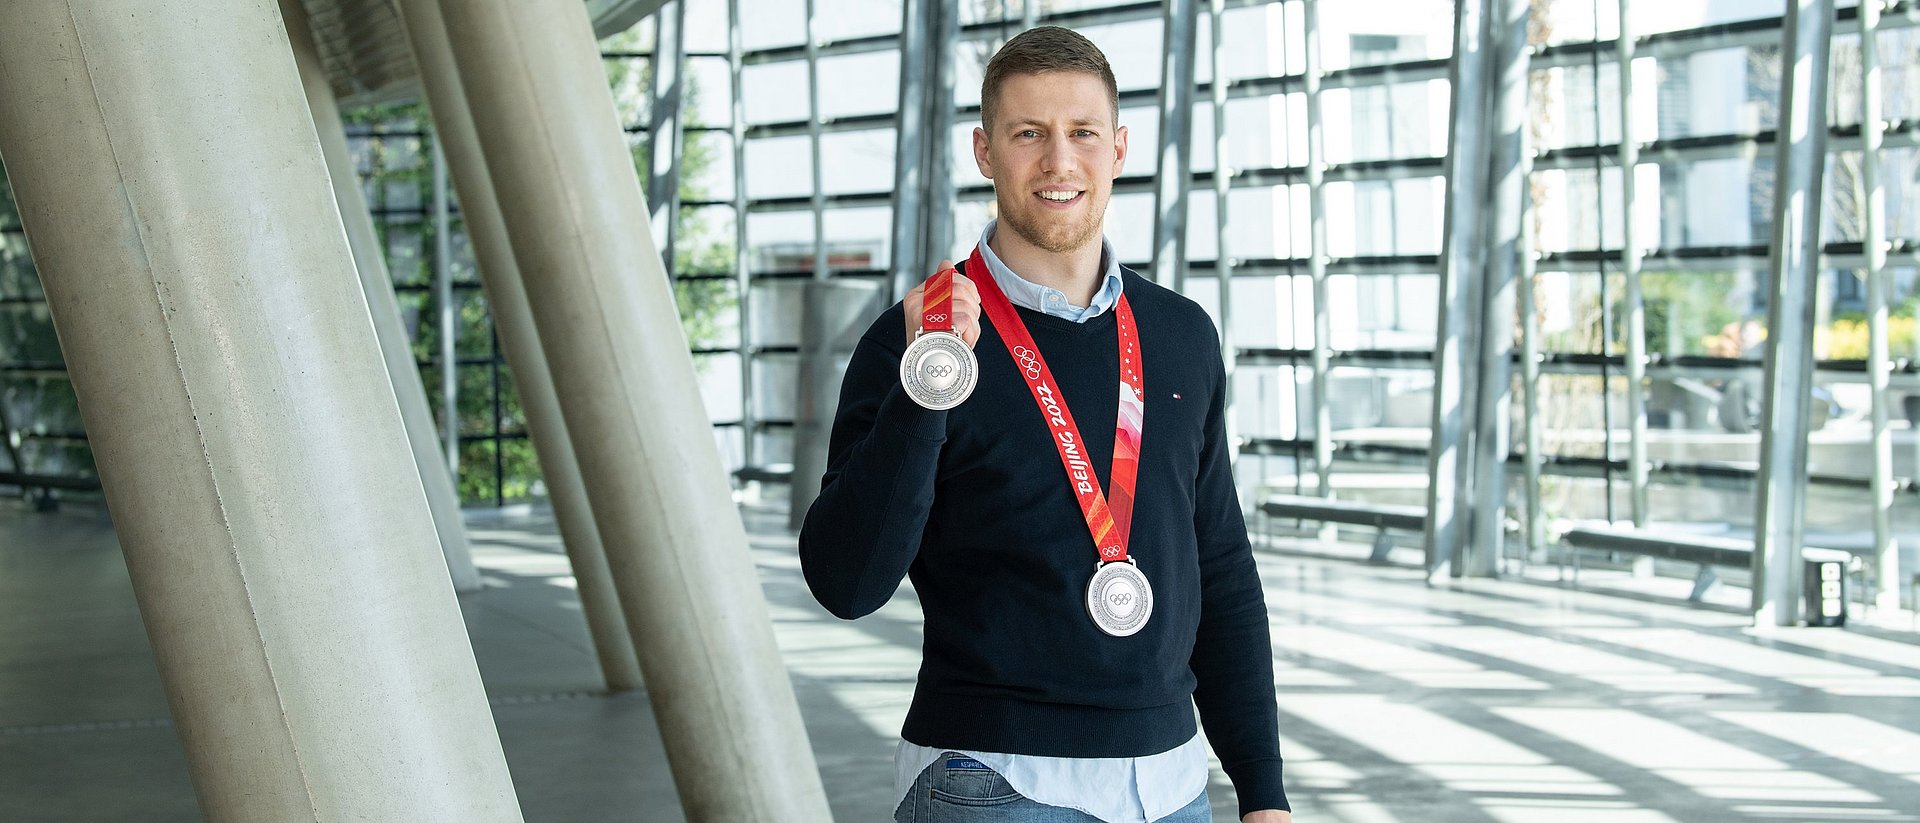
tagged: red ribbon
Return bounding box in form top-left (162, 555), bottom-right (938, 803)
top-left (968, 247), bottom-right (1143, 563)
top-left (921, 266), bottom-right (956, 333)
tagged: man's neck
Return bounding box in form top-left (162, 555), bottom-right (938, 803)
top-left (987, 228), bottom-right (1105, 307)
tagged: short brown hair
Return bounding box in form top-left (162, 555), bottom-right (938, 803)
top-left (979, 26), bottom-right (1119, 131)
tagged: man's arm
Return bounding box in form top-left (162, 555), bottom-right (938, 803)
top-left (797, 317), bottom-right (947, 619)
top-left (1186, 325), bottom-right (1291, 819)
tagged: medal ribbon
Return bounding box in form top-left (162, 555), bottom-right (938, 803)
top-left (967, 247), bottom-right (1144, 563)
top-left (921, 266), bottom-right (957, 334)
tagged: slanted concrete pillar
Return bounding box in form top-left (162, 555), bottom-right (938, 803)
top-left (438, 1), bottom-right (832, 819)
top-left (0, 1), bottom-right (521, 820)
top-left (392, 0), bottom-right (643, 692)
top-left (280, 0), bottom-right (480, 592)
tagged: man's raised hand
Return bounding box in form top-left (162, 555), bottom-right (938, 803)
top-left (903, 259), bottom-right (983, 350)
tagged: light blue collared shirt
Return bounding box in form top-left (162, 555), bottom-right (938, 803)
top-left (972, 220), bottom-right (1125, 323)
top-left (896, 222), bottom-right (1206, 823)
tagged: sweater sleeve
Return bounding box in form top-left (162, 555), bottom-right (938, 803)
top-left (1187, 325), bottom-right (1289, 816)
top-left (797, 311), bottom-right (949, 620)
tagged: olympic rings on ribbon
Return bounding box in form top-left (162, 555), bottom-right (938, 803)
top-left (1011, 345), bottom-right (1043, 380)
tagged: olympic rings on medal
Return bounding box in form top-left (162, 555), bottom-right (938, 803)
top-left (1011, 345), bottom-right (1043, 380)
top-left (924, 364), bottom-right (955, 378)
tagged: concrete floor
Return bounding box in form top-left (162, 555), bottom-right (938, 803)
top-left (3, 498), bottom-right (1919, 822)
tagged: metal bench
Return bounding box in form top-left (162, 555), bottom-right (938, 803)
top-left (1560, 523), bottom-right (1865, 604)
top-left (1259, 494), bottom-right (1427, 563)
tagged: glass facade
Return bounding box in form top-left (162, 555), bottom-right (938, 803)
top-left (1, 1), bottom-right (1917, 606)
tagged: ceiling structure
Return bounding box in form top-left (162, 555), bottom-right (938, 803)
top-left (304, 0), bottom-right (671, 107)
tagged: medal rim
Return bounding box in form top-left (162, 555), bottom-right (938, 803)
top-left (1085, 561), bottom-right (1152, 637)
top-left (900, 330), bottom-right (978, 410)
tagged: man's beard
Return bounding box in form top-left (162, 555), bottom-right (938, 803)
top-left (995, 187), bottom-right (1105, 255)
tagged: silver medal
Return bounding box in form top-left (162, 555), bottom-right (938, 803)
top-left (900, 330), bottom-right (978, 410)
top-left (1085, 560), bottom-right (1152, 637)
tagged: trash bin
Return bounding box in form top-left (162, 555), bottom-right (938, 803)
top-left (1803, 547), bottom-right (1850, 627)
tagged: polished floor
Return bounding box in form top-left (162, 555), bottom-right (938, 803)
top-left (2, 498), bottom-right (1918, 822)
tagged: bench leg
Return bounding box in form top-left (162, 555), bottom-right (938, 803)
top-left (1689, 565), bottom-right (1718, 603)
top-left (1370, 530), bottom-right (1395, 564)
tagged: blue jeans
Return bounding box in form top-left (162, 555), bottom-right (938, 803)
top-left (893, 754), bottom-right (1211, 823)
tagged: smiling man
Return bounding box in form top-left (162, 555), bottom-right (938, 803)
top-left (799, 26), bottom-right (1292, 823)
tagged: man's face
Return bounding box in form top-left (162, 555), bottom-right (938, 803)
top-left (974, 71), bottom-right (1128, 255)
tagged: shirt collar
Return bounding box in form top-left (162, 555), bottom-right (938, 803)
top-left (972, 221), bottom-right (1124, 323)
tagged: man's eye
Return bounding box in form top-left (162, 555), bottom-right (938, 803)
top-left (1018, 129), bottom-right (1040, 138)
top-left (1074, 130), bottom-right (1096, 137)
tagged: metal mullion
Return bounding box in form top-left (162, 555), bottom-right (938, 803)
top-left (1861, 0), bottom-right (1897, 608)
top-left (1540, 245), bottom-right (1920, 272)
top-left (1210, 0), bottom-right (1237, 466)
top-left (1303, 0), bottom-right (1334, 504)
top-left (1150, 0), bottom-right (1198, 289)
top-left (1753, 0), bottom-right (1835, 626)
top-left (745, 113), bottom-right (897, 140)
top-left (728, 0), bottom-right (757, 474)
top-left (648, 0), bottom-right (688, 276)
top-left (1532, 122), bottom-right (1920, 171)
top-left (1619, 0), bottom-right (1650, 532)
top-left (1530, 1), bottom-right (1919, 72)
top-left (743, 31), bottom-right (901, 65)
top-left (888, 0), bottom-right (931, 300)
top-left (916, 0), bottom-right (957, 273)
top-left (432, 140), bottom-right (458, 479)
top-left (805, 0), bottom-right (827, 283)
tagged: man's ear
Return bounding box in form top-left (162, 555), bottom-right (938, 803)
top-left (1111, 124), bottom-right (1129, 178)
top-left (973, 126), bottom-right (994, 179)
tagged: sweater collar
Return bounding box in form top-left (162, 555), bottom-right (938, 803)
top-left (974, 221), bottom-right (1124, 324)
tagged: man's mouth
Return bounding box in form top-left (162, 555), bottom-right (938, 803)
top-left (1035, 189), bottom-right (1084, 206)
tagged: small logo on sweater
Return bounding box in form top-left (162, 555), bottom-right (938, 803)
top-left (1172, 393), bottom-right (1183, 400)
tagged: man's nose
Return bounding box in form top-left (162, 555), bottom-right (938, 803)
top-left (1040, 133), bottom-right (1076, 175)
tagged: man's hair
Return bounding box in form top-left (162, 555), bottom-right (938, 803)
top-left (979, 26), bottom-right (1119, 131)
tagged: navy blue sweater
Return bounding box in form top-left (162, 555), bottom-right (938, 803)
top-left (798, 266), bottom-right (1287, 815)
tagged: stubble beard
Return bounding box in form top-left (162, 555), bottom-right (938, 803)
top-left (996, 186), bottom-right (1106, 256)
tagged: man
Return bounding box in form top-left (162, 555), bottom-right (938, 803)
top-left (799, 25), bottom-right (1291, 823)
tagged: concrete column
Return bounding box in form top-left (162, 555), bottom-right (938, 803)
top-left (280, 0), bottom-right (479, 592)
top-left (1466, 0), bottom-right (1530, 578)
top-left (437, 1), bottom-right (832, 819)
top-left (1149, 0), bottom-right (1197, 290)
top-left (391, 0), bottom-right (643, 692)
top-left (0, 2), bottom-right (522, 820)
top-left (1423, 0), bottom-right (1495, 580)
top-left (1753, 0), bottom-right (1834, 626)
